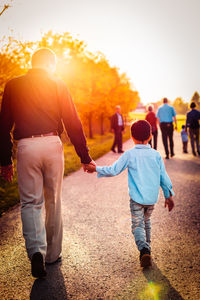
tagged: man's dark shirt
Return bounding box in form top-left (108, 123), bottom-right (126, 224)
top-left (111, 113), bottom-right (124, 131)
top-left (186, 109), bottom-right (200, 129)
top-left (0, 68), bottom-right (91, 166)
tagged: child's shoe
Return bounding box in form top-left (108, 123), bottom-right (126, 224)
top-left (140, 248), bottom-right (152, 268)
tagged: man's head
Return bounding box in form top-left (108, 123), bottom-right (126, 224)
top-left (131, 120), bottom-right (151, 144)
top-left (163, 98), bottom-right (168, 104)
top-left (182, 125), bottom-right (185, 129)
top-left (116, 105), bottom-right (121, 113)
top-left (190, 102), bottom-right (196, 109)
top-left (31, 48), bottom-right (56, 73)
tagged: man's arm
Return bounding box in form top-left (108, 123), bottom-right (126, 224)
top-left (57, 80), bottom-right (91, 164)
top-left (173, 116), bottom-right (177, 130)
top-left (185, 112), bottom-right (190, 131)
top-left (0, 83), bottom-right (14, 181)
top-left (172, 107), bottom-right (177, 130)
top-left (121, 114), bottom-right (125, 131)
top-left (156, 109), bottom-right (161, 128)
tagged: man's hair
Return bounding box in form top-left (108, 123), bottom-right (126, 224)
top-left (182, 125), bottom-right (185, 129)
top-left (190, 102), bottom-right (196, 109)
top-left (31, 48), bottom-right (56, 68)
top-left (163, 98), bottom-right (168, 103)
top-left (131, 120), bottom-right (151, 142)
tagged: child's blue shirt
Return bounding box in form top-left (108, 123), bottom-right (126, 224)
top-left (96, 144), bottom-right (174, 205)
top-left (181, 129), bottom-right (188, 142)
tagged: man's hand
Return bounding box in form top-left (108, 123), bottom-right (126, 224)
top-left (165, 196), bottom-right (174, 212)
top-left (82, 160), bottom-right (96, 173)
top-left (1, 165), bottom-right (14, 182)
top-left (85, 162), bottom-right (96, 173)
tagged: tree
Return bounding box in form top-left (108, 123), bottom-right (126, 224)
top-left (191, 91), bottom-right (200, 108)
top-left (0, 31), bottom-right (140, 137)
top-left (0, 4), bottom-right (10, 16)
top-left (172, 97), bottom-right (188, 114)
top-left (0, 37), bottom-right (33, 102)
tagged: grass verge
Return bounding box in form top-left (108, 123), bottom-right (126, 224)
top-left (0, 128), bottom-right (131, 216)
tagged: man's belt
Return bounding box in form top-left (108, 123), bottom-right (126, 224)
top-left (27, 131), bottom-right (58, 138)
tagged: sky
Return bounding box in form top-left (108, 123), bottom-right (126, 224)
top-left (0, 0), bottom-right (200, 104)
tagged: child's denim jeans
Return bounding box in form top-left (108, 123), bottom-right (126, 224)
top-left (130, 199), bottom-right (154, 252)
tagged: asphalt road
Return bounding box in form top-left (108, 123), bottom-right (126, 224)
top-left (0, 131), bottom-right (200, 300)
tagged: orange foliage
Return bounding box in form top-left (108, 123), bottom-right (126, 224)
top-left (0, 31), bottom-right (140, 137)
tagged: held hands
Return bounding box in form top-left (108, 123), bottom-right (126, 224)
top-left (165, 196), bottom-right (174, 212)
top-left (82, 160), bottom-right (96, 173)
top-left (0, 164), bottom-right (14, 182)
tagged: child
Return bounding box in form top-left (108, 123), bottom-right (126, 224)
top-left (181, 125), bottom-right (188, 153)
top-left (86, 120), bottom-right (175, 268)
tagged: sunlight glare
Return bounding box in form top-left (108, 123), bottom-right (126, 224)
top-left (139, 281), bottom-right (161, 300)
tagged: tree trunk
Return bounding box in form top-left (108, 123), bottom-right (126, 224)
top-left (100, 113), bottom-right (104, 135)
top-left (88, 113), bottom-right (93, 139)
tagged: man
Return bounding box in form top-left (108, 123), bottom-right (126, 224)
top-left (111, 105), bottom-right (124, 153)
top-left (0, 48), bottom-right (95, 278)
top-left (156, 98), bottom-right (177, 159)
top-left (186, 102), bottom-right (200, 156)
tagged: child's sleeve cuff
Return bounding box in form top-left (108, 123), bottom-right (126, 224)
top-left (164, 187), bottom-right (175, 198)
top-left (96, 166), bottom-right (104, 178)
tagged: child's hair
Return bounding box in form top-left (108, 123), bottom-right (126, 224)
top-left (131, 120), bottom-right (151, 142)
top-left (182, 125), bottom-right (185, 129)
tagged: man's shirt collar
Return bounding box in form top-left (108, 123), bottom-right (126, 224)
top-left (27, 68), bottom-right (49, 76)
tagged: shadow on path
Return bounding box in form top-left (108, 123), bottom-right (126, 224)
top-left (142, 263), bottom-right (184, 300)
top-left (30, 262), bottom-right (68, 300)
top-left (164, 156), bottom-right (200, 175)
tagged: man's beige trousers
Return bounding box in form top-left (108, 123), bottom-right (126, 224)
top-left (17, 136), bottom-right (64, 263)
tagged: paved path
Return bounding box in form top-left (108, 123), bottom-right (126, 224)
top-left (0, 131), bottom-right (200, 300)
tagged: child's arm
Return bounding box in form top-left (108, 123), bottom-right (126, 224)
top-left (159, 156), bottom-right (175, 211)
top-left (86, 151), bottom-right (130, 177)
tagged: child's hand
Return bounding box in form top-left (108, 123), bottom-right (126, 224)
top-left (165, 197), bottom-right (174, 212)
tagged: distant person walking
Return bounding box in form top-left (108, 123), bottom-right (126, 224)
top-left (111, 105), bottom-right (124, 153)
top-left (186, 102), bottom-right (200, 156)
top-left (0, 48), bottom-right (95, 278)
top-left (156, 98), bottom-right (177, 159)
top-left (145, 104), bottom-right (158, 149)
top-left (181, 125), bottom-right (188, 153)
